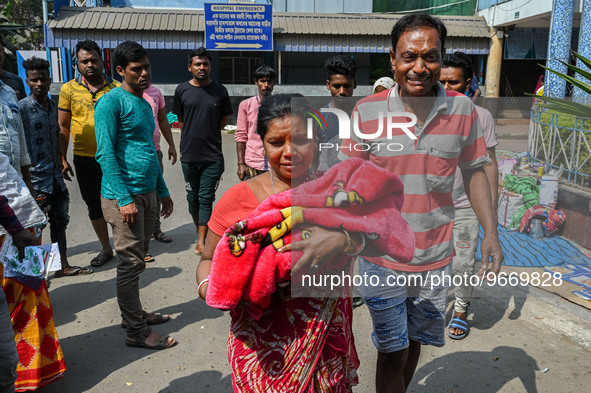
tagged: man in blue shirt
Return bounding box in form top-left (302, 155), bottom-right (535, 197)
top-left (19, 56), bottom-right (92, 278)
top-left (95, 41), bottom-right (176, 350)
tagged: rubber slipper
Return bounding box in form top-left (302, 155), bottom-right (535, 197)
top-left (121, 311), bottom-right (171, 329)
top-left (448, 316), bottom-right (469, 340)
top-left (90, 251), bottom-right (113, 267)
top-left (125, 328), bottom-right (178, 350)
top-left (55, 266), bottom-right (93, 277)
top-left (352, 297), bottom-right (365, 308)
top-left (153, 231), bottom-right (172, 243)
top-left (144, 254), bottom-right (155, 263)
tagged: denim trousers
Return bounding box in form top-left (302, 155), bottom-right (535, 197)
top-left (32, 185), bottom-right (70, 260)
top-left (181, 161), bottom-right (224, 226)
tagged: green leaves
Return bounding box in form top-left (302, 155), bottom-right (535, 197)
top-left (532, 50), bottom-right (591, 118)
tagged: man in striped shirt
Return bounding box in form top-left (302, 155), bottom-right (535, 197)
top-left (338, 14), bottom-right (503, 392)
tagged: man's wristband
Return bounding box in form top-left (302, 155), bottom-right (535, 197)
top-left (238, 163), bottom-right (246, 165)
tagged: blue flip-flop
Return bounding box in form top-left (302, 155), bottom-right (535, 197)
top-left (448, 316), bottom-right (469, 340)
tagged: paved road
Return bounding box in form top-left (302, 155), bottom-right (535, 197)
top-left (39, 132), bottom-right (591, 393)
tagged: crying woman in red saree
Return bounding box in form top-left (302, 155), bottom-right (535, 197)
top-left (197, 94), bottom-right (415, 392)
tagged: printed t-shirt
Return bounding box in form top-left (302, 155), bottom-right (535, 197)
top-left (94, 87), bottom-right (168, 207)
top-left (173, 80), bottom-right (233, 163)
top-left (19, 96), bottom-right (66, 194)
top-left (338, 82), bottom-right (490, 272)
top-left (58, 75), bottom-right (120, 157)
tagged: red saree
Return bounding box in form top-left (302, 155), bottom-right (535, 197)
top-left (0, 235), bottom-right (66, 391)
top-left (208, 159), bottom-right (414, 392)
top-left (208, 181), bottom-right (358, 392)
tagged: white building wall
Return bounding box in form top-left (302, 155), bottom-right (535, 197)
top-left (478, 0), bottom-right (584, 27)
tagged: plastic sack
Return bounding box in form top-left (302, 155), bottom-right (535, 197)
top-left (539, 175), bottom-right (558, 208)
top-left (498, 189), bottom-right (524, 228)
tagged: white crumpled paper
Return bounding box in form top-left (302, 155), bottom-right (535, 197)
top-left (0, 236), bottom-right (62, 278)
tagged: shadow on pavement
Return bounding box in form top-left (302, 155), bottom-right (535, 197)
top-left (446, 282), bottom-right (530, 333)
top-left (40, 323), bottom-right (182, 393)
top-left (42, 283), bottom-right (225, 393)
top-left (146, 223), bottom-right (200, 257)
top-left (160, 370), bottom-right (233, 393)
top-left (410, 346), bottom-right (539, 393)
top-left (49, 266), bottom-right (183, 325)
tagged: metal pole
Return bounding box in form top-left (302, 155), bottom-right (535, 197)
top-left (278, 50), bottom-right (282, 85)
top-left (484, 29), bottom-right (503, 97)
top-left (42, 0), bottom-right (52, 79)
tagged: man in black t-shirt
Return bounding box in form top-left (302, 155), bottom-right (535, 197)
top-left (0, 40), bottom-right (26, 100)
top-left (173, 47), bottom-right (232, 254)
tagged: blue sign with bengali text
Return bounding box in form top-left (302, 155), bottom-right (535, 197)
top-left (204, 3), bottom-right (273, 51)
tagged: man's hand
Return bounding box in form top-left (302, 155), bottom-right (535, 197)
top-left (160, 196), bottom-right (174, 219)
top-left (478, 234), bottom-right (503, 279)
top-left (237, 163), bottom-right (248, 180)
top-left (62, 158), bottom-right (74, 181)
top-left (168, 145), bottom-right (178, 165)
top-left (120, 202), bottom-right (138, 225)
top-left (12, 229), bottom-right (39, 261)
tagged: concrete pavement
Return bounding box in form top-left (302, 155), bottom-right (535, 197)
top-left (38, 132), bottom-right (591, 393)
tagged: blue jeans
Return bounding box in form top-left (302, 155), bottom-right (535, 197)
top-left (0, 289), bottom-right (17, 393)
top-left (358, 258), bottom-right (450, 353)
top-left (181, 161), bottom-right (224, 226)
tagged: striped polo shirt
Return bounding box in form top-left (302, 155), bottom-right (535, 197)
top-left (338, 82), bottom-right (490, 272)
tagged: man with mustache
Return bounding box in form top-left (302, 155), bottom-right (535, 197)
top-left (173, 47), bottom-right (232, 254)
top-left (58, 40), bottom-right (119, 269)
top-left (95, 41), bottom-right (176, 350)
top-left (235, 65), bottom-right (276, 180)
top-left (339, 14), bottom-right (503, 392)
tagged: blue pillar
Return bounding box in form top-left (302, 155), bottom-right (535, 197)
top-left (574, 0), bottom-right (591, 103)
top-left (545, 0), bottom-right (574, 98)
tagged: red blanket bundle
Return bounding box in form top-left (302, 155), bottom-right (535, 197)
top-left (207, 158), bottom-right (415, 318)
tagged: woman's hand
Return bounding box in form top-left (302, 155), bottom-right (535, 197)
top-left (196, 230), bottom-right (221, 300)
top-left (278, 225), bottom-right (349, 275)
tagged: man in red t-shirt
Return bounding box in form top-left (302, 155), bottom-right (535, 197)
top-left (338, 14), bottom-right (503, 392)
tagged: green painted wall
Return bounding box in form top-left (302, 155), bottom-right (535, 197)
top-left (373, 0), bottom-right (477, 16)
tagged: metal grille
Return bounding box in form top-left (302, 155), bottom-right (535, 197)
top-left (500, 60), bottom-right (543, 108)
top-left (529, 108), bottom-right (591, 186)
